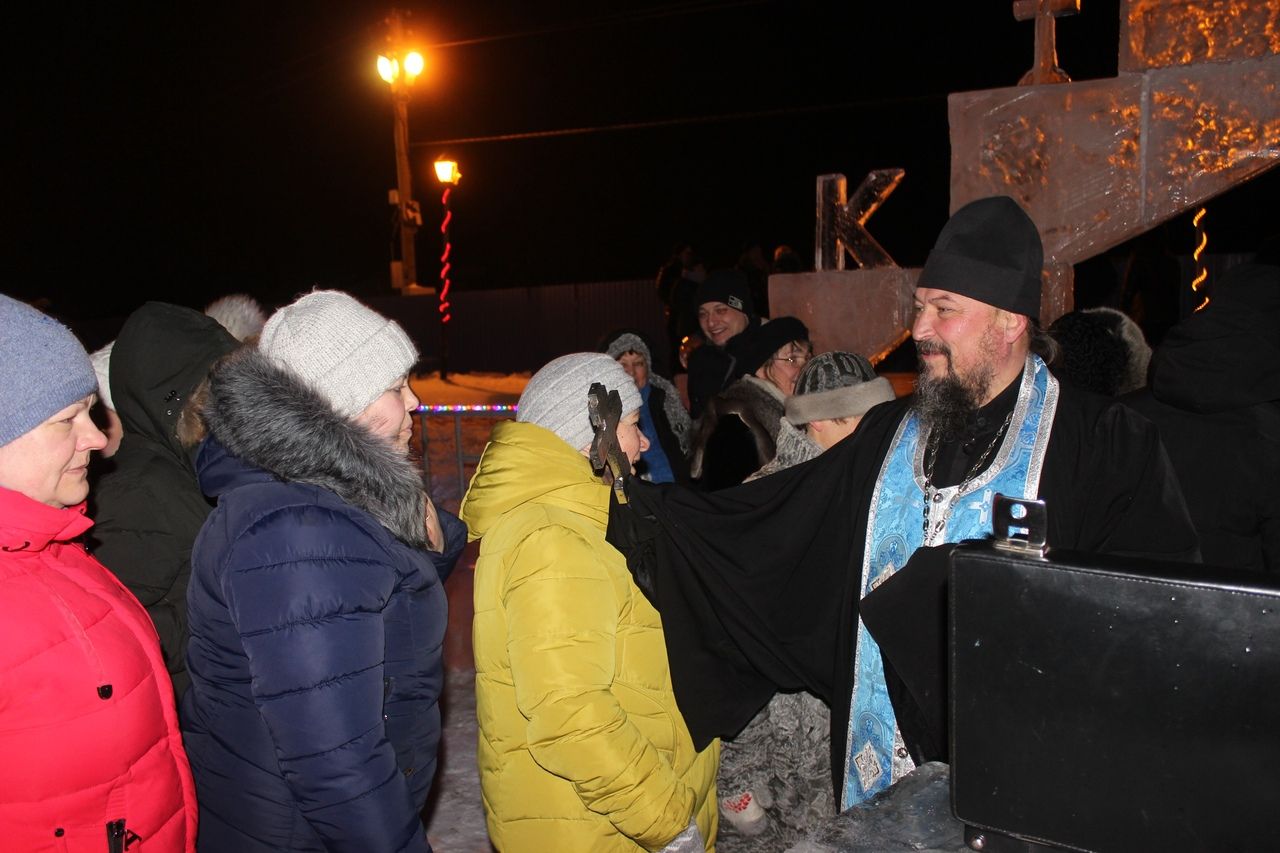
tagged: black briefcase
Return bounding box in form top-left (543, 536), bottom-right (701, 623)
top-left (949, 497), bottom-right (1280, 852)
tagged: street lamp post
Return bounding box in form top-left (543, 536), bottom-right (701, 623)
top-left (434, 159), bottom-right (461, 380)
top-left (377, 11), bottom-right (424, 291)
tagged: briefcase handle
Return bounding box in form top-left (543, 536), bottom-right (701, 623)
top-left (991, 494), bottom-right (1048, 558)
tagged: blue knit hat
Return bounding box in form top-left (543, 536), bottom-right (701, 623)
top-left (0, 294), bottom-right (98, 447)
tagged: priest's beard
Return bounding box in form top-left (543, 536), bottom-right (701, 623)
top-left (915, 336), bottom-right (998, 443)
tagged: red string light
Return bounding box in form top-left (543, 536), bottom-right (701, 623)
top-left (438, 187), bottom-right (453, 323)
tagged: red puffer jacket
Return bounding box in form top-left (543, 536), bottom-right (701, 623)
top-left (0, 486), bottom-right (197, 852)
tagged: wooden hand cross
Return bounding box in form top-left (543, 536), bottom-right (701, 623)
top-left (588, 382), bottom-right (629, 504)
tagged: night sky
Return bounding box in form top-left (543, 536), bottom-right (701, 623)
top-left (6, 1), bottom-right (1271, 326)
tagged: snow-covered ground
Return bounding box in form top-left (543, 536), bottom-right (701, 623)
top-left (411, 371), bottom-right (528, 408)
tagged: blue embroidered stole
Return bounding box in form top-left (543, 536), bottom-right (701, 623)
top-left (841, 356), bottom-right (1058, 809)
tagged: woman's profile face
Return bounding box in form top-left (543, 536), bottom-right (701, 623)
top-left (616, 409), bottom-right (650, 472)
top-left (355, 377), bottom-right (420, 449)
top-left (760, 340), bottom-right (812, 397)
top-left (0, 395), bottom-right (107, 508)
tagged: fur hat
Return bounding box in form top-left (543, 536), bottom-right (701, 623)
top-left (518, 353), bottom-right (642, 452)
top-left (0, 294), bottom-right (98, 447)
top-left (1049, 307), bottom-right (1151, 396)
top-left (786, 351), bottom-right (896, 425)
top-left (205, 294), bottom-right (268, 342)
top-left (259, 290), bottom-right (418, 418)
top-left (739, 315), bottom-right (810, 375)
top-left (917, 195), bottom-right (1044, 320)
top-left (693, 269), bottom-right (755, 317)
top-left (90, 341), bottom-right (115, 411)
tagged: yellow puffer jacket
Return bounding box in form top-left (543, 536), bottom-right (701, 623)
top-left (461, 421), bottom-right (719, 852)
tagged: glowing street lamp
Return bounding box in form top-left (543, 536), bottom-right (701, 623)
top-left (377, 10), bottom-right (426, 291)
top-left (434, 159), bottom-right (460, 185)
top-left (435, 159), bottom-right (461, 380)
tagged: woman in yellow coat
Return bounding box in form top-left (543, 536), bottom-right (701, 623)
top-left (461, 353), bottom-right (719, 852)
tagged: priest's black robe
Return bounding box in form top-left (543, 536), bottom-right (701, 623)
top-left (605, 380), bottom-right (1200, 802)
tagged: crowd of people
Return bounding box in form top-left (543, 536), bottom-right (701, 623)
top-left (1, 192), bottom-right (1275, 851)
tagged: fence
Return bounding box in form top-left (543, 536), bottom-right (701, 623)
top-left (415, 405), bottom-right (517, 507)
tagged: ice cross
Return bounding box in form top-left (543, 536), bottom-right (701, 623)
top-left (1013, 0), bottom-right (1080, 85)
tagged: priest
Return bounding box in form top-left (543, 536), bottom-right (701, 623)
top-left (605, 195), bottom-right (1199, 812)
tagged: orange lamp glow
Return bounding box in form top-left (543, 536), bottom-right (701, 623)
top-left (434, 160), bottom-right (461, 185)
top-left (404, 51), bottom-right (425, 79)
top-left (376, 55), bottom-right (397, 84)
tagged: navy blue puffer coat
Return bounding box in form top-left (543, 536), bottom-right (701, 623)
top-left (180, 348), bottom-right (466, 853)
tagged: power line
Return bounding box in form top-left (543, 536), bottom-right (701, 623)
top-left (428, 0), bottom-right (772, 50)
top-left (412, 93), bottom-right (943, 147)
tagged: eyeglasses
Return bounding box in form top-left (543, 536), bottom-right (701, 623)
top-left (772, 353), bottom-right (810, 365)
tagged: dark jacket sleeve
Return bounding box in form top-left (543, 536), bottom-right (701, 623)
top-left (686, 346), bottom-right (734, 420)
top-left (697, 414), bottom-right (762, 490)
top-left (1044, 389), bottom-right (1200, 562)
top-left (431, 505), bottom-right (468, 583)
top-left (607, 420), bottom-right (886, 747)
top-left (223, 502), bottom-right (428, 853)
top-left (90, 456), bottom-right (211, 695)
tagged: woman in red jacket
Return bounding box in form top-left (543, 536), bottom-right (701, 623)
top-left (0, 293), bottom-right (197, 852)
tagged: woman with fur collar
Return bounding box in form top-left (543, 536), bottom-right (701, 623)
top-left (181, 291), bottom-right (466, 853)
top-left (689, 316), bottom-right (810, 490)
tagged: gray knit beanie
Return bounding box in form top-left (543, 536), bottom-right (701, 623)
top-left (518, 353), bottom-right (642, 452)
top-left (0, 294), bottom-right (99, 447)
top-left (259, 290), bottom-right (418, 418)
top-left (785, 350), bottom-right (896, 425)
top-left (604, 332), bottom-right (651, 366)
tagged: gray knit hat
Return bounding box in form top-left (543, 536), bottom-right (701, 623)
top-left (0, 294), bottom-right (99, 447)
top-left (604, 331), bottom-right (651, 365)
top-left (518, 353), bottom-right (642, 452)
top-left (785, 351), bottom-right (896, 425)
top-left (259, 290), bottom-right (418, 418)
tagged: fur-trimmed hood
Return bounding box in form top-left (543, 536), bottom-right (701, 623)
top-left (201, 347), bottom-right (428, 548)
top-left (649, 374), bottom-right (692, 454)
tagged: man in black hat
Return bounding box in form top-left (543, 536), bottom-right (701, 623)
top-left (686, 269), bottom-right (761, 419)
top-left (606, 196), bottom-right (1199, 814)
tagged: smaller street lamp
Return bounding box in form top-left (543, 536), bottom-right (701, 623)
top-left (435, 159), bottom-right (461, 380)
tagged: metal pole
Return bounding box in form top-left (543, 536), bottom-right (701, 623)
top-left (393, 92), bottom-right (417, 288)
top-left (453, 412), bottom-right (465, 493)
top-left (416, 408), bottom-right (431, 486)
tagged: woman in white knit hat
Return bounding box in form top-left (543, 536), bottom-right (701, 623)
top-left (461, 352), bottom-right (719, 852)
top-left (180, 290), bottom-right (467, 853)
